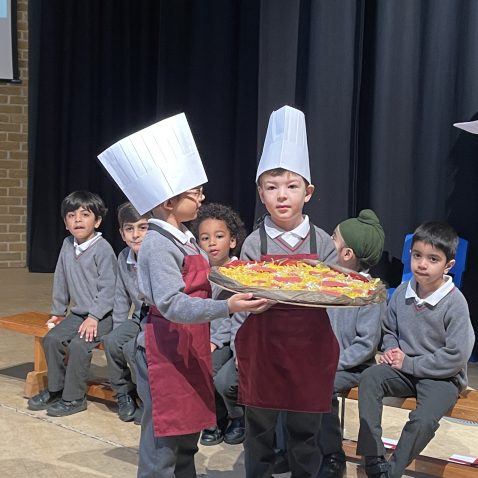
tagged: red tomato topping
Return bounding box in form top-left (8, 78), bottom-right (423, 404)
top-left (322, 281), bottom-right (347, 288)
top-left (273, 275), bottom-right (302, 283)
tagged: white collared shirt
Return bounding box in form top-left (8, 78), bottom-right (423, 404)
top-left (405, 275), bottom-right (454, 306)
top-left (126, 247), bottom-right (137, 266)
top-left (264, 215), bottom-right (310, 248)
top-left (73, 232), bottom-right (102, 257)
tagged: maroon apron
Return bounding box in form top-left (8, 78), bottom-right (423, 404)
top-left (144, 225), bottom-right (216, 437)
top-left (235, 223), bottom-right (340, 413)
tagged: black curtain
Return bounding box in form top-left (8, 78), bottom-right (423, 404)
top-left (28, 0), bottom-right (478, 349)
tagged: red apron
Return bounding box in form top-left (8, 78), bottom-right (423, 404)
top-left (144, 227), bottom-right (216, 437)
top-left (235, 224), bottom-right (340, 413)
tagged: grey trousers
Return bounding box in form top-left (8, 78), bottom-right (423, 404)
top-left (318, 367), bottom-right (364, 456)
top-left (212, 346), bottom-right (243, 420)
top-left (136, 346), bottom-right (200, 478)
top-left (102, 319), bottom-right (139, 394)
top-left (357, 364), bottom-right (459, 478)
top-left (43, 312), bottom-right (113, 401)
top-left (244, 406), bottom-right (322, 478)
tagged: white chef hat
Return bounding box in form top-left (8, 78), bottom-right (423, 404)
top-left (98, 113), bottom-right (207, 214)
top-left (453, 120), bottom-right (478, 134)
top-left (256, 105), bottom-right (311, 183)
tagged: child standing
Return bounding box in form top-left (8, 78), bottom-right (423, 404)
top-left (318, 209), bottom-right (386, 478)
top-left (357, 221), bottom-right (475, 478)
top-left (102, 202), bottom-right (149, 423)
top-left (235, 105), bottom-right (339, 477)
top-left (98, 114), bottom-right (268, 478)
top-left (191, 203), bottom-right (247, 446)
top-left (27, 191), bottom-right (117, 416)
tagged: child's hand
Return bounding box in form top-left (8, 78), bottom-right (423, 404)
top-left (227, 293), bottom-right (268, 314)
top-left (78, 317), bottom-right (98, 342)
top-left (210, 342), bottom-right (217, 353)
top-left (390, 348), bottom-right (405, 370)
top-left (380, 349), bottom-right (394, 365)
top-left (46, 315), bottom-right (64, 327)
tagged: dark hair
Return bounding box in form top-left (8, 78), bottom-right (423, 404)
top-left (256, 167), bottom-right (310, 187)
top-left (190, 203), bottom-right (247, 256)
top-left (412, 221), bottom-right (458, 262)
top-left (60, 191), bottom-right (108, 220)
top-left (117, 201), bottom-right (148, 228)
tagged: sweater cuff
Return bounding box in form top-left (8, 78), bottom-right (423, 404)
top-left (401, 355), bottom-right (413, 375)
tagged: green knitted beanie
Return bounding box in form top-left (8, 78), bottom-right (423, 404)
top-left (339, 209), bottom-right (385, 268)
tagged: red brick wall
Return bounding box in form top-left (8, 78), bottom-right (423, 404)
top-left (0, 0), bottom-right (28, 267)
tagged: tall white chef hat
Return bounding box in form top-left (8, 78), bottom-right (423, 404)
top-left (256, 105), bottom-right (311, 183)
top-left (98, 113), bottom-right (207, 215)
top-left (453, 120), bottom-right (478, 134)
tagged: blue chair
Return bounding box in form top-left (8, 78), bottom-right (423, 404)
top-left (387, 234), bottom-right (469, 299)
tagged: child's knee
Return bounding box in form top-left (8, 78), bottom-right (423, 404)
top-left (68, 337), bottom-right (91, 359)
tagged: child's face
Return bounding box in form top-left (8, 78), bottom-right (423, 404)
top-left (173, 186), bottom-right (205, 223)
top-left (411, 240), bottom-right (455, 292)
top-left (258, 171), bottom-right (314, 230)
top-left (198, 218), bottom-right (236, 267)
top-left (120, 218), bottom-right (149, 255)
top-left (64, 207), bottom-right (101, 244)
top-left (331, 226), bottom-right (349, 268)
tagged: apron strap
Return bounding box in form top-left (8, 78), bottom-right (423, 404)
top-left (259, 219), bottom-right (317, 255)
top-left (148, 223), bottom-right (188, 256)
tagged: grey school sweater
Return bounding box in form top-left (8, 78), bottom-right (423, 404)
top-left (137, 227), bottom-right (230, 325)
top-left (51, 235), bottom-right (117, 320)
top-left (327, 302), bottom-right (385, 371)
top-left (384, 281), bottom-right (475, 391)
top-left (112, 247), bottom-right (143, 329)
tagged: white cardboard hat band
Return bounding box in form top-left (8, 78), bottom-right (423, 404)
top-left (98, 114), bottom-right (207, 214)
top-left (256, 105), bottom-right (311, 183)
top-left (453, 120), bottom-right (478, 135)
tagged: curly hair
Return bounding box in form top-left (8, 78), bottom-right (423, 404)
top-left (190, 203), bottom-right (247, 257)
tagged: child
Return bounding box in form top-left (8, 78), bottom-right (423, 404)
top-left (357, 221), bottom-right (475, 478)
top-left (98, 114), bottom-right (268, 478)
top-left (102, 202), bottom-right (149, 423)
top-left (27, 191), bottom-right (117, 416)
top-left (235, 105), bottom-right (339, 478)
top-left (318, 209), bottom-right (386, 478)
top-left (191, 203), bottom-right (247, 446)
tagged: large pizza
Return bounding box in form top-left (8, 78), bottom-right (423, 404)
top-left (209, 259), bottom-right (387, 306)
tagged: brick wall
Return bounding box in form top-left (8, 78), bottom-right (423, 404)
top-left (0, 0), bottom-right (28, 267)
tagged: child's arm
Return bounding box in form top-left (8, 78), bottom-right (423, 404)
top-left (111, 255), bottom-right (133, 329)
top-left (51, 239), bottom-right (70, 317)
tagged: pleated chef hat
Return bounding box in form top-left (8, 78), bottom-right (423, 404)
top-left (98, 113), bottom-right (207, 215)
top-left (453, 120), bottom-right (478, 134)
top-left (256, 105), bottom-right (311, 183)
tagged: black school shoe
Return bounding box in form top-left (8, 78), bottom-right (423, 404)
top-left (200, 426), bottom-right (224, 446)
top-left (224, 416), bottom-right (245, 445)
top-left (117, 392), bottom-right (137, 422)
top-left (46, 396), bottom-right (87, 417)
top-left (272, 449), bottom-right (290, 475)
top-left (364, 456), bottom-right (390, 478)
top-left (27, 389), bottom-right (62, 411)
top-left (319, 452), bottom-right (346, 478)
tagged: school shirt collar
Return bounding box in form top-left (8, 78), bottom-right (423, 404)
top-left (148, 218), bottom-right (196, 245)
top-left (126, 248), bottom-right (137, 266)
top-left (405, 275), bottom-right (454, 306)
top-left (73, 232), bottom-right (102, 257)
top-left (264, 215), bottom-right (310, 247)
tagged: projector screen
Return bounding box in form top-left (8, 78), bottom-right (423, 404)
top-left (0, 0), bottom-right (19, 81)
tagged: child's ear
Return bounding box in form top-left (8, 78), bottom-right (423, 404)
top-left (230, 236), bottom-right (237, 250)
top-left (304, 184), bottom-right (315, 203)
top-left (94, 216), bottom-right (102, 229)
top-left (257, 185), bottom-right (265, 204)
top-left (444, 259), bottom-right (455, 273)
top-left (119, 227), bottom-right (126, 241)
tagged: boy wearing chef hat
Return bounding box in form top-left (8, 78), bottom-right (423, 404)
top-left (98, 113), bottom-right (267, 478)
top-left (318, 209), bottom-right (385, 478)
top-left (234, 105), bottom-right (339, 477)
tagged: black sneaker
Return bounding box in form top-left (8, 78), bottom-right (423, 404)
top-left (224, 416), bottom-right (245, 445)
top-left (27, 389), bottom-right (62, 411)
top-left (117, 392), bottom-right (137, 422)
top-left (133, 403), bottom-right (143, 425)
top-left (319, 452), bottom-right (346, 478)
top-left (200, 426), bottom-right (224, 446)
top-left (272, 449), bottom-right (289, 475)
top-left (364, 456), bottom-right (390, 478)
top-left (46, 397), bottom-right (87, 417)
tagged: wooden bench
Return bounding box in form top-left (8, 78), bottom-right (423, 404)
top-left (339, 386), bottom-right (478, 477)
top-left (0, 311), bottom-right (114, 402)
